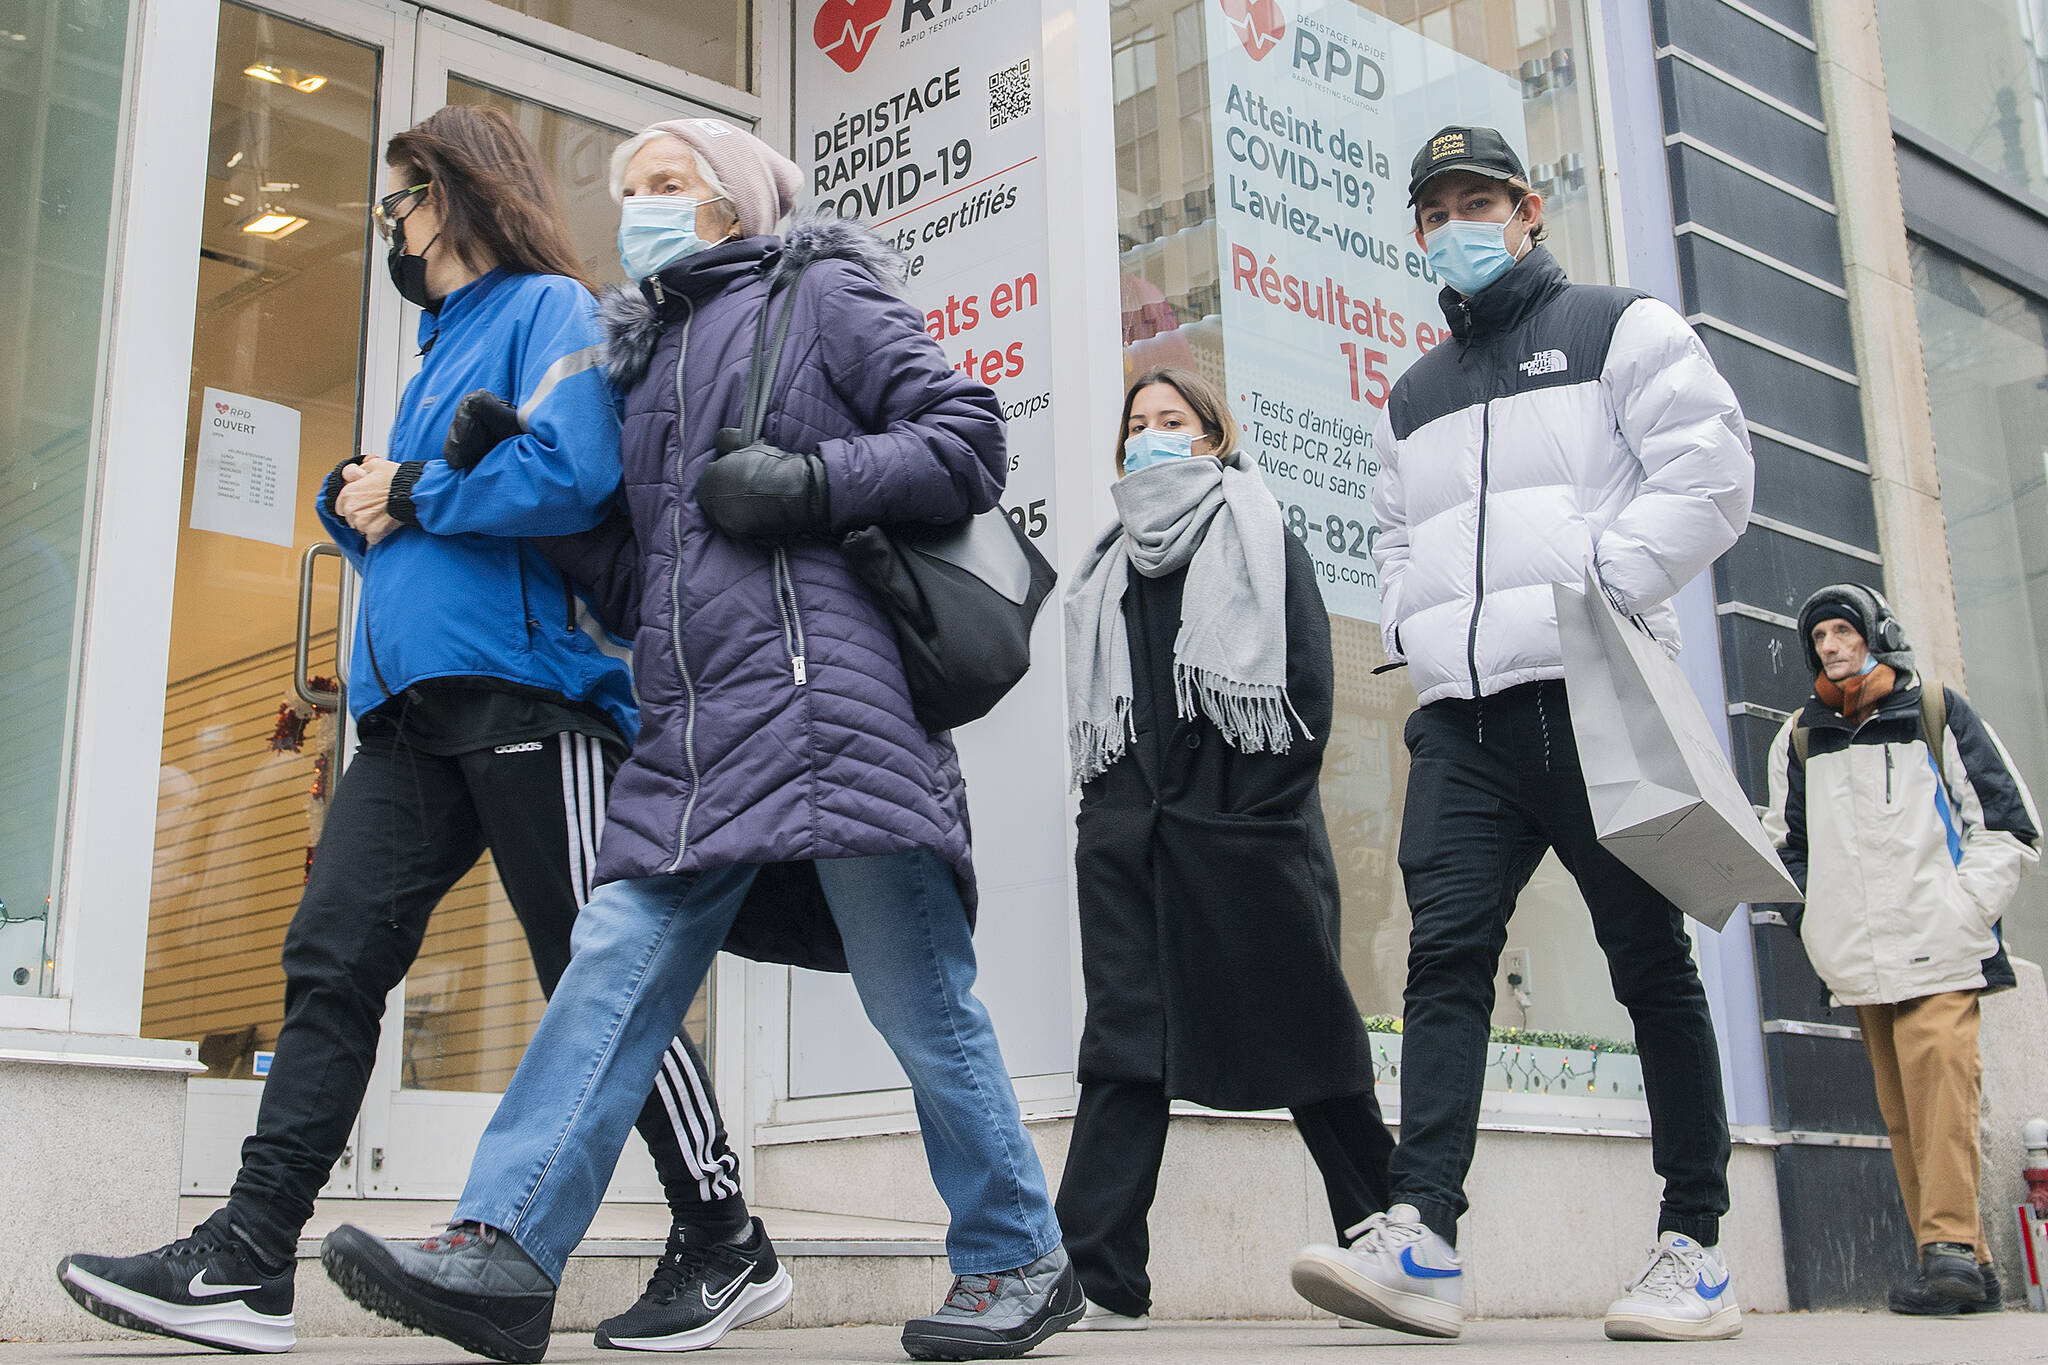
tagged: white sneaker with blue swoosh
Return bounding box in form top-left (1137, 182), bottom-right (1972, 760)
top-left (1289, 1203), bottom-right (1464, 1339)
top-left (1604, 1232), bottom-right (1742, 1341)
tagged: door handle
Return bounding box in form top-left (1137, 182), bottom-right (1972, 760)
top-left (295, 543), bottom-right (345, 711)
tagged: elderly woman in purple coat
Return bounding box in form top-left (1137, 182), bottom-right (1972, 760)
top-left (320, 118), bottom-right (1077, 1364)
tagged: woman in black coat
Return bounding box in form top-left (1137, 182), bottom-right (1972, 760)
top-left (1056, 367), bottom-right (1394, 1328)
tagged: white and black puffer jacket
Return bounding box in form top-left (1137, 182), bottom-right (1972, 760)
top-left (1762, 679), bottom-right (2039, 1006)
top-left (1370, 248), bottom-right (1753, 706)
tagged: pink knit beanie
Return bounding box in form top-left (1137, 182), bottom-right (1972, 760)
top-left (632, 117), bottom-right (800, 238)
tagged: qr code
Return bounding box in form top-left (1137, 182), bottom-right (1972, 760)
top-left (990, 59), bottom-right (1031, 129)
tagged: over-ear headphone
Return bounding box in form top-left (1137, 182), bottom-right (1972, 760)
top-left (1866, 587), bottom-right (1907, 655)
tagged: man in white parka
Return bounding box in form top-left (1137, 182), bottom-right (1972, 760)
top-left (1288, 127), bottom-right (1754, 1343)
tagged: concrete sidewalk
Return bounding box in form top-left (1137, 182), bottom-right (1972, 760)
top-left (8, 1316), bottom-right (2046, 1363)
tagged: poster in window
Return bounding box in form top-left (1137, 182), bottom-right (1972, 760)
top-left (1208, 0), bottom-right (1525, 621)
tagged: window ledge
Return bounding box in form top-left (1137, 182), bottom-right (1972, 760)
top-left (0, 1027), bottom-right (202, 1074)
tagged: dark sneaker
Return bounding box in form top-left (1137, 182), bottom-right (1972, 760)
top-left (322, 1221), bottom-right (554, 1363)
top-left (594, 1217), bottom-right (792, 1351)
top-left (1921, 1242), bottom-right (1986, 1302)
top-left (1891, 1263), bottom-right (2003, 1315)
top-left (900, 1245), bottom-right (1083, 1361)
top-left (58, 1208), bottom-right (295, 1353)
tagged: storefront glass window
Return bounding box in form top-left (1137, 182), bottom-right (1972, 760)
top-left (496, 0), bottom-right (753, 93)
top-left (0, 0), bottom-right (136, 997)
top-left (1910, 240), bottom-right (2048, 968)
top-left (1876, 0), bottom-right (2048, 202)
top-left (1110, 0), bottom-right (1644, 1102)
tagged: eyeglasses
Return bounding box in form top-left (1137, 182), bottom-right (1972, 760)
top-left (372, 183), bottom-right (429, 240)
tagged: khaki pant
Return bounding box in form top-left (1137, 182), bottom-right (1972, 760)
top-left (1855, 989), bottom-right (1989, 1261)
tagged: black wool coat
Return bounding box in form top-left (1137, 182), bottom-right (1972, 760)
top-left (1074, 531), bottom-right (1377, 1111)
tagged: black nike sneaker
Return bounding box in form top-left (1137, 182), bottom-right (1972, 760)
top-left (58, 1208), bottom-right (296, 1353)
top-left (594, 1217), bottom-right (792, 1351)
top-left (322, 1221), bottom-right (554, 1363)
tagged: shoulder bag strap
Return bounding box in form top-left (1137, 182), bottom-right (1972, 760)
top-left (737, 261), bottom-right (812, 448)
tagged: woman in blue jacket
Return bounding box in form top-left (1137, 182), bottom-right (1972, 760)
top-left (57, 107), bottom-right (773, 1357)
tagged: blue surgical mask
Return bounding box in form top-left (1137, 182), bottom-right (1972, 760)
top-left (1122, 429), bottom-right (1195, 474)
top-left (618, 195), bottom-right (729, 281)
top-left (1857, 654), bottom-right (1880, 676)
top-left (1424, 217), bottom-right (1522, 296)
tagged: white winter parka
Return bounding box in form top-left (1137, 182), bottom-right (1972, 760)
top-left (1370, 248), bottom-right (1753, 706)
top-left (1762, 679), bottom-right (2039, 1006)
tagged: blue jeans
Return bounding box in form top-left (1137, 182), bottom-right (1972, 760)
top-left (454, 851), bottom-right (1061, 1281)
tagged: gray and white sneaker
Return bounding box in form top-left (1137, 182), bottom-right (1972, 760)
top-left (1289, 1203), bottom-right (1464, 1339)
top-left (322, 1221), bottom-right (555, 1363)
top-left (1070, 1297), bottom-right (1147, 1331)
top-left (900, 1245), bottom-right (1084, 1361)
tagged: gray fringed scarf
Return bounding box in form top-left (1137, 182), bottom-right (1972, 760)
top-left (1064, 450), bottom-right (1302, 786)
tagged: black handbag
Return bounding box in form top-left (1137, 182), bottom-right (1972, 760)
top-left (733, 261), bottom-right (1057, 733)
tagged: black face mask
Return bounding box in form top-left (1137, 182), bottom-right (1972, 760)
top-left (386, 219), bottom-right (442, 313)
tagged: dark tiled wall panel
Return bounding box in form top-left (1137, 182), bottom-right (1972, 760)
top-left (1714, 526), bottom-right (1881, 620)
top-left (1774, 1145), bottom-right (1917, 1309)
top-left (1765, 1033), bottom-right (1887, 1134)
top-left (1677, 233), bottom-right (1854, 372)
top-left (1751, 434), bottom-right (1880, 551)
top-left (1697, 331), bottom-right (1863, 454)
top-left (1731, 0), bottom-right (1814, 38)
top-left (1652, 0), bottom-right (1824, 119)
top-left (1659, 59), bottom-right (1834, 202)
top-left (1752, 921), bottom-right (1861, 1027)
top-left (1728, 709), bottom-right (1786, 796)
top-left (1716, 612), bottom-right (1813, 716)
top-left (1666, 146), bottom-right (1843, 284)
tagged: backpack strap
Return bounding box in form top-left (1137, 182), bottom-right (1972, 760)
top-left (1920, 682), bottom-right (1948, 775)
top-left (1791, 725), bottom-right (1810, 766)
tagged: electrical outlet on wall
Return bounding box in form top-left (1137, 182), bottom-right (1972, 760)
top-left (1503, 947), bottom-right (1534, 1008)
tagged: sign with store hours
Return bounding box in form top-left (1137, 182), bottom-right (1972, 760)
top-left (1209, 0), bottom-right (1525, 621)
top-left (191, 386), bottom-right (301, 548)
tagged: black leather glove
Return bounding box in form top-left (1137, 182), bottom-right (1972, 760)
top-left (442, 389), bottom-right (523, 470)
top-left (696, 439), bottom-right (831, 543)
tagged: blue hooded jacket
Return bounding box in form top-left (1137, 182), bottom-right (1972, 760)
top-left (316, 268), bottom-right (636, 740)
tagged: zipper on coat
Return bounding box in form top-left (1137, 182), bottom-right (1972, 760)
top-left (516, 548), bottom-right (537, 645)
top-left (1466, 399), bottom-right (1493, 735)
top-left (1885, 744), bottom-right (1894, 804)
top-left (665, 301), bottom-right (704, 873)
top-left (772, 548), bottom-right (809, 685)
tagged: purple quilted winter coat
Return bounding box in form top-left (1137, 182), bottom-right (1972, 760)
top-left (544, 216), bottom-right (1005, 971)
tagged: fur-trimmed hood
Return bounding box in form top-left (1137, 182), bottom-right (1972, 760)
top-left (598, 211), bottom-right (909, 391)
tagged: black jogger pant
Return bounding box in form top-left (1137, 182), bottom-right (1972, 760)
top-left (1056, 1079), bottom-right (1394, 1317)
top-left (1392, 680), bottom-right (1730, 1247)
top-left (224, 726), bottom-right (743, 1263)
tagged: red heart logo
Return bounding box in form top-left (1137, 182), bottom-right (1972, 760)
top-left (215, 402), bottom-right (229, 414)
top-left (1218, 0), bottom-right (1286, 60)
top-left (814, 0), bottom-right (891, 75)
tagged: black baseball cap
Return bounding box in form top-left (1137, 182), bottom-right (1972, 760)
top-left (1407, 125), bottom-right (1529, 205)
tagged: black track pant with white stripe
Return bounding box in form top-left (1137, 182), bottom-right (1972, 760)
top-left (225, 728), bottom-right (744, 1265)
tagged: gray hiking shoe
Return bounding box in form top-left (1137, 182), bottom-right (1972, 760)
top-left (900, 1245), bottom-right (1084, 1361)
top-left (322, 1221), bottom-right (555, 1363)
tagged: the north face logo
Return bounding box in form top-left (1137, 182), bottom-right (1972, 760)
top-left (1519, 349), bottom-right (1567, 376)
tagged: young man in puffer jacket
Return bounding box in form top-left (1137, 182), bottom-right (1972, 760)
top-left (1296, 126), bottom-right (1754, 1343)
top-left (1763, 583), bottom-right (2040, 1316)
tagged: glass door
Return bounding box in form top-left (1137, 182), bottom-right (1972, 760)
top-left (146, 0), bottom-right (398, 1199)
top-left (148, 0), bottom-right (730, 1207)
top-left (356, 13), bottom-right (710, 1202)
